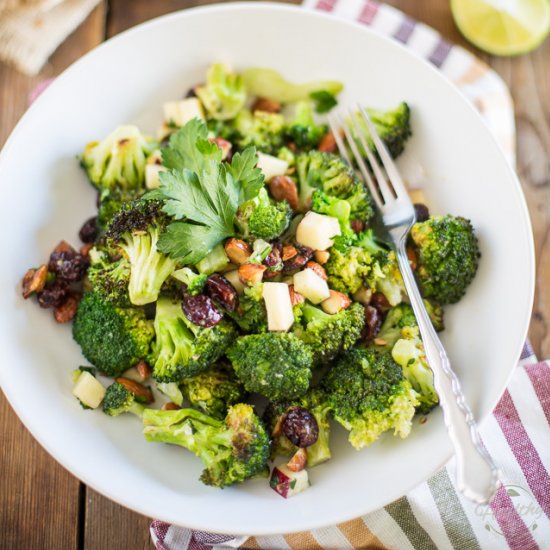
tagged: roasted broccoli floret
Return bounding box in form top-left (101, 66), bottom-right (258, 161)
top-left (143, 403), bottom-right (270, 487)
top-left (355, 103), bottom-right (412, 159)
top-left (236, 188), bottom-right (291, 241)
top-left (96, 187), bottom-right (143, 233)
top-left (195, 63), bottom-right (246, 121)
top-left (180, 363), bottom-right (247, 420)
top-left (171, 267), bottom-right (207, 296)
top-left (295, 151), bottom-right (373, 222)
top-left (86, 245), bottom-right (131, 306)
top-left (286, 101), bottom-right (327, 150)
top-left (375, 303), bottom-right (418, 351)
top-left (227, 283), bottom-right (268, 333)
top-left (410, 215), bottom-right (480, 304)
top-left (264, 388), bottom-right (332, 467)
top-left (227, 333), bottom-right (313, 400)
top-left (72, 291), bottom-right (154, 377)
top-left (392, 325), bottom-right (439, 414)
top-left (232, 109), bottom-right (285, 154)
top-left (294, 302), bottom-right (365, 366)
top-left (102, 382), bottom-right (146, 417)
top-left (105, 199), bottom-right (177, 305)
top-left (323, 348), bottom-right (418, 449)
top-left (81, 125), bottom-right (155, 192)
top-left (152, 297), bottom-right (237, 383)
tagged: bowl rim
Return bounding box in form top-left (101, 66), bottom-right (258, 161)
top-left (0, 1), bottom-right (535, 535)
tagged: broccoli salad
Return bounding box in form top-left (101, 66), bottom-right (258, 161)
top-left (21, 63), bottom-right (480, 497)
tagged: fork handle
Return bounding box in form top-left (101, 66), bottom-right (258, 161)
top-left (394, 238), bottom-right (501, 503)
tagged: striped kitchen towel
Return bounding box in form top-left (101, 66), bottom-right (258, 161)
top-left (151, 1), bottom-right (547, 549)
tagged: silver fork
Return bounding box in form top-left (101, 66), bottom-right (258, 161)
top-left (329, 106), bottom-right (501, 504)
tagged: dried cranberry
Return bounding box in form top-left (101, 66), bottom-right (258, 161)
top-left (362, 305), bottom-right (382, 343)
top-left (36, 279), bottom-right (70, 309)
top-left (185, 86), bottom-right (199, 98)
top-left (282, 245), bottom-right (313, 272)
top-left (79, 217), bottom-right (99, 243)
top-left (414, 203), bottom-right (430, 223)
top-left (282, 407), bottom-right (319, 448)
top-left (205, 274), bottom-right (239, 312)
top-left (370, 292), bottom-right (391, 315)
top-left (182, 294), bottom-right (223, 327)
top-left (49, 250), bottom-right (89, 282)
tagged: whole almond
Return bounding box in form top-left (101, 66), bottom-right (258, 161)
top-left (136, 359), bottom-right (152, 381)
top-left (406, 246), bottom-right (418, 271)
top-left (268, 176), bottom-right (299, 211)
top-left (318, 132), bottom-right (337, 153)
top-left (161, 402), bottom-right (181, 411)
top-left (252, 97), bottom-right (281, 113)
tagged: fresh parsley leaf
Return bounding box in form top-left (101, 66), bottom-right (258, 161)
top-left (161, 118), bottom-right (222, 173)
top-left (227, 147), bottom-right (264, 201)
top-left (153, 121), bottom-right (265, 264)
top-left (310, 90), bottom-right (338, 114)
top-left (158, 223), bottom-right (226, 265)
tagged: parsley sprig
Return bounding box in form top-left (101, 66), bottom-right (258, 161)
top-left (149, 119), bottom-right (264, 264)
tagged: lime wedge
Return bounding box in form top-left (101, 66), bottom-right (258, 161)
top-left (451, 0), bottom-right (550, 56)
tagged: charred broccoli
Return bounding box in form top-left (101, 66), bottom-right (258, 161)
top-left (227, 333), bottom-right (313, 400)
top-left (86, 245), bottom-right (131, 306)
top-left (143, 403), bottom-right (270, 487)
top-left (410, 215), bottom-right (480, 304)
top-left (105, 199), bottom-right (177, 305)
top-left (323, 348), bottom-right (418, 449)
top-left (72, 291), bottom-right (154, 377)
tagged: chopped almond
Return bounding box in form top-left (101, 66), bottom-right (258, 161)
top-left (21, 264), bottom-right (48, 298)
top-left (238, 263), bottom-right (266, 285)
top-left (288, 285), bottom-right (305, 306)
top-left (287, 448), bottom-right (308, 472)
top-left (53, 292), bottom-right (81, 323)
top-left (161, 402), bottom-right (181, 411)
top-left (282, 244), bottom-right (299, 261)
top-left (313, 250), bottom-right (330, 265)
top-left (306, 261), bottom-right (327, 281)
top-left (407, 246), bottom-right (418, 271)
top-left (321, 290), bottom-right (352, 314)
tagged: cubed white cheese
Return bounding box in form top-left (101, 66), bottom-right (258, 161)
top-left (72, 371), bottom-right (105, 409)
top-left (145, 164), bottom-right (166, 189)
top-left (256, 152), bottom-right (288, 181)
top-left (224, 270), bottom-right (246, 295)
top-left (295, 211), bottom-right (341, 251)
top-left (270, 464), bottom-right (310, 498)
top-left (262, 282), bottom-right (294, 332)
top-left (293, 268), bottom-right (330, 304)
top-left (163, 98), bottom-right (205, 127)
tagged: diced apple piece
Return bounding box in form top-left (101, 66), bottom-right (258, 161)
top-left (256, 152), bottom-right (288, 181)
top-left (262, 282), bottom-right (294, 332)
top-left (145, 164), bottom-right (166, 189)
top-left (163, 98), bottom-right (205, 127)
top-left (321, 290), bottom-right (351, 314)
top-left (224, 270), bottom-right (245, 295)
top-left (72, 371), bottom-right (105, 409)
top-left (293, 268), bottom-right (330, 304)
top-left (296, 211), bottom-right (341, 251)
top-left (270, 464), bottom-right (310, 498)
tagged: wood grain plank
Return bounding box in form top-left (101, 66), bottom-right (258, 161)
top-left (83, 489), bottom-right (155, 550)
top-left (0, 4), bottom-right (106, 550)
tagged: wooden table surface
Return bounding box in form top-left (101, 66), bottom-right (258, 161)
top-left (1, 1), bottom-right (549, 548)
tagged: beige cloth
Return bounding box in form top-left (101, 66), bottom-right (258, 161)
top-left (0, 0), bottom-right (100, 75)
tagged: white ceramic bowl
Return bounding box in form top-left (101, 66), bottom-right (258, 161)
top-left (0, 2), bottom-right (534, 535)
